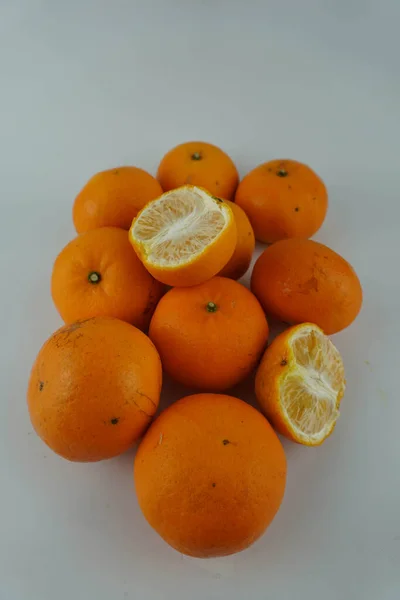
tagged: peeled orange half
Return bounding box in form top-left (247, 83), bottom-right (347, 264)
top-left (255, 323), bottom-right (345, 446)
top-left (129, 185), bottom-right (236, 287)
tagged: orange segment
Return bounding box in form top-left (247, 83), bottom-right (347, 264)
top-left (255, 323), bottom-right (345, 446)
top-left (129, 185), bottom-right (236, 287)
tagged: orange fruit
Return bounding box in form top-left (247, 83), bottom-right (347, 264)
top-left (51, 227), bottom-right (164, 330)
top-left (129, 185), bottom-right (236, 287)
top-left (73, 166), bottom-right (163, 233)
top-left (149, 276), bottom-right (269, 390)
top-left (235, 159), bottom-right (328, 243)
top-left (218, 199), bottom-right (255, 280)
top-left (157, 141), bottom-right (239, 201)
top-left (27, 317), bottom-right (162, 462)
top-left (251, 238), bottom-right (362, 334)
top-left (255, 323), bottom-right (345, 446)
top-left (135, 393), bottom-right (287, 557)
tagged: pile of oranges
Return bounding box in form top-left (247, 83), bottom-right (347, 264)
top-left (27, 141), bottom-right (362, 558)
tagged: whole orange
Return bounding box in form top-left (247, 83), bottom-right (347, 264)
top-left (134, 393), bottom-right (287, 557)
top-left (235, 159), bottom-right (328, 243)
top-left (157, 141), bottom-right (239, 201)
top-left (251, 239), bottom-right (362, 334)
top-left (51, 227), bottom-right (164, 329)
top-left (73, 166), bottom-right (163, 233)
top-left (218, 199), bottom-right (255, 280)
top-left (149, 277), bottom-right (269, 390)
top-left (27, 317), bottom-right (162, 462)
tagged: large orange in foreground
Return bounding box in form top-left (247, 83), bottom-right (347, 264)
top-left (149, 277), bottom-right (269, 390)
top-left (157, 141), bottom-right (239, 201)
top-left (135, 393), bottom-right (287, 557)
top-left (51, 227), bottom-right (164, 330)
top-left (27, 317), bottom-right (162, 462)
top-left (251, 239), bottom-right (362, 334)
top-left (73, 166), bottom-right (163, 233)
top-left (235, 159), bottom-right (327, 243)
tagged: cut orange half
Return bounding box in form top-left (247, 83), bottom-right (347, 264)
top-left (255, 323), bottom-right (345, 446)
top-left (129, 185), bottom-right (236, 287)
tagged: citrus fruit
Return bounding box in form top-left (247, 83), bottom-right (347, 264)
top-left (27, 317), bottom-right (162, 462)
top-left (134, 393), bottom-right (287, 557)
top-left (235, 159), bottom-right (328, 243)
top-left (51, 227), bottom-right (164, 329)
top-left (157, 141), bottom-right (239, 201)
top-left (129, 185), bottom-right (237, 287)
top-left (73, 166), bottom-right (163, 233)
top-left (255, 323), bottom-right (345, 446)
top-left (149, 276), bottom-right (269, 390)
top-left (218, 199), bottom-right (255, 280)
top-left (251, 238), bottom-right (362, 334)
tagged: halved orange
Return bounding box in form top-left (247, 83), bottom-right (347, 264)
top-left (255, 323), bottom-right (345, 446)
top-left (129, 185), bottom-right (236, 287)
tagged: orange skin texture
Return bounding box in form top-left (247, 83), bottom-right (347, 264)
top-left (134, 393), bottom-right (287, 557)
top-left (251, 239), bottom-right (363, 335)
top-left (73, 166), bottom-right (163, 233)
top-left (256, 326), bottom-right (297, 440)
top-left (235, 159), bottom-right (328, 243)
top-left (149, 277), bottom-right (269, 390)
top-left (255, 323), bottom-right (343, 446)
top-left (27, 317), bottom-right (162, 462)
top-left (218, 199), bottom-right (255, 280)
top-left (51, 227), bottom-right (164, 330)
top-left (157, 141), bottom-right (239, 201)
top-left (130, 189), bottom-right (237, 287)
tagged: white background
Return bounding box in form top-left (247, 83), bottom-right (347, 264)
top-left (1, 1), bottom-right (399, 599)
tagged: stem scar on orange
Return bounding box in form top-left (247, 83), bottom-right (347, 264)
top-left (157, 141), bottom-right (239, 201)
top-left (51, 227), bottom-right (164, 330)
top-left (149, 276), bottom-right (269, 390)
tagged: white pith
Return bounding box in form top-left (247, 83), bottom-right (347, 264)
top-left (131, 187), bottom-right (231, 267)
top-left (280, 324), bottom-right (345, 443)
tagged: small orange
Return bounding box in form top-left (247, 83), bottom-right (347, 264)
top-left (255, 323), bottom-right (345, 446)
top-left (251, 238), bottom-right (362, 334)
top-left (235, 159), bottom-right (328, 243)
top-left (134, 393), bottom-right (287, 557)
top-left (157, 141), bottom-right (239, 200)
top-left (73, 166), bottom-right (163, 233)
top-left (27, 317), bottom-right (162, 462)
top-left (129, 186), bottom-right (236, 287)
top-left (149, 276), bottom-right (269, 390)
top-left (218, 199), bottom-right (255, 280)
top-left (51, 227), bottom-right (164, 329)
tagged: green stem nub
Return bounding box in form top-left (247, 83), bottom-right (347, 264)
top-left (191, 152), bottom-right (202, 161)
top-left (206, 302), bottom-right (218, 313)
top-left (88, 271), bottom-right (101, 284)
